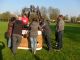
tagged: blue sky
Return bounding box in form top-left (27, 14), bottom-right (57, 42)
top-left (0, 0), bottom-right (80, 16)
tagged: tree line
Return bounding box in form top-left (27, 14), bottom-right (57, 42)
top-left (0, 6), bottom-right (80, 23)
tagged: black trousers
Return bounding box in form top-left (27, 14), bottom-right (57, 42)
top-left (55, 31), bottom-right (63, 49)
top-left (42, 31), bottom-right (52, 50)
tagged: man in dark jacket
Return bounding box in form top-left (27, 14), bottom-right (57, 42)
top-left (12, 19), bottom-right (23, 54)
top-left (40, 18), bottom-right (52, 51)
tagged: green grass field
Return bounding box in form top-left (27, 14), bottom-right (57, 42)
top-left (0, 22), bottom-right (80, 60)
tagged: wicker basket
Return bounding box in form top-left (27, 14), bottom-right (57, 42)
top-left (18, 31), bottom-right (43, 50)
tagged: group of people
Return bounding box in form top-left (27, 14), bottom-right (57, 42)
top-left (6, 5), bottom-right (64, 55)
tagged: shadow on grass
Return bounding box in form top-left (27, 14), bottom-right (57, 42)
top-left (50, 24), bottom-right (80, 48)
top-left (50, 24), bottom-right (80, 42)
top-left (0, 41), bottom-right (5, 60)
top-left (64, 26), bottom-right (80, 42)
top-left (34, 55), bottom-right (41, 60)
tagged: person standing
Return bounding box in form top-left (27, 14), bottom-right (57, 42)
top-left (29, 19), bottom-right (41, 54)
top-left (7, 17), bottom-right (16, 49)
top-left (11, 18), bottom-right (23, 54)
top-left (55, 15), bottom-right (64, 51)
top-left (40, 18), bottom-right (52, 51)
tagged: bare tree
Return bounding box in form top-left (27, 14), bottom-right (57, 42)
top-left (48, 7), bottom-right (60, 20)
top-left (40, 6), bottom-right (48, 19)
top-left (77, 15), bottom-right (80, 21)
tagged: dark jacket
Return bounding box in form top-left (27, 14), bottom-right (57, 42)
top-left (40, 20), bottom-right (51, 34)
top-left (12, 20), bottom-right (23, 35)
top-left (7, 21), bottom-right (15, 37)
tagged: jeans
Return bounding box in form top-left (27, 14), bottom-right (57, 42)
top-left (8, 37), bottom-right (11, 48)
top-left (30, 37), bottom-right (37, 53)
top-left (55, 31), bottom-right (63, 49)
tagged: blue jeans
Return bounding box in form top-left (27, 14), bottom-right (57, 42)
top-left (8, 37), bottom-right (11, 48)
top-left (30, 37), bottom-right (37, 53)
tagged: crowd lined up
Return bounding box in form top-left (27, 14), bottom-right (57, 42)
top-left (6, 5), bottom-right (64, 55)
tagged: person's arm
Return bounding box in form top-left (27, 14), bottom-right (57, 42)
top-left (38, 25), bottom-right (42, 31)
top-left (28, 22), bottom-right (32, 30)
top-left (41, 22), bottom-right (46, 28)
top-left (28, 11), bottom-right (30, 18)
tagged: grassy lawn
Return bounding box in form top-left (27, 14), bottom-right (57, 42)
top-left (0, 22), bottom-right (80, 60)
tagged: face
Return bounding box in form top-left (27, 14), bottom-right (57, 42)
top-left (58, 16), bottom-right (63, 20)
top-left (18, 17), bottom-right (22, 20)
top-left (58, 17), bottom-right (62, 20)
top-left (23, 15), bottom-right (27, 18)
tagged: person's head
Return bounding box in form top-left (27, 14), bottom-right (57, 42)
top-left (33, 18), bottom-right (38, 22)
top-left (22, 13), bottom-right (28, 18)
top-left (18, 16), bottom-right (22, 20)
top-left (30, 5), bottom-right (35, 12)
top-left (32, 17), bottom-right (39, 22)
top-left (10, 17), bottom-right (16, 22)
top-left (57, 15), bottom-right (64, 20)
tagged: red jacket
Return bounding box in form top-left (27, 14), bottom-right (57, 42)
top-left (22, 17), bottom-right (29, 25)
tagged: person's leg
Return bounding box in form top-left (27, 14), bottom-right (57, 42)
top-left (12, 34), bottom-right (17, 54)
top-left (46, 34), bottom-right (52, 51)
top-left (17, 35), bottom-right (22, 47)
top-left (55, 32), bottom-right (58, 48)
top-left (57, 31), bottom-right (63, 50)
top-left (10, 35), bottom-right (13, 49)
top-left (33, 37), bottom-right (37, 54)
top-left (43, 31), bottom-right (52, 51)
top-left (8, 37), bottom-right (11, 48)
top-left (30, 37), bottom-right (34, 52)
top-left (58, 31), bottom-right (63, 49)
